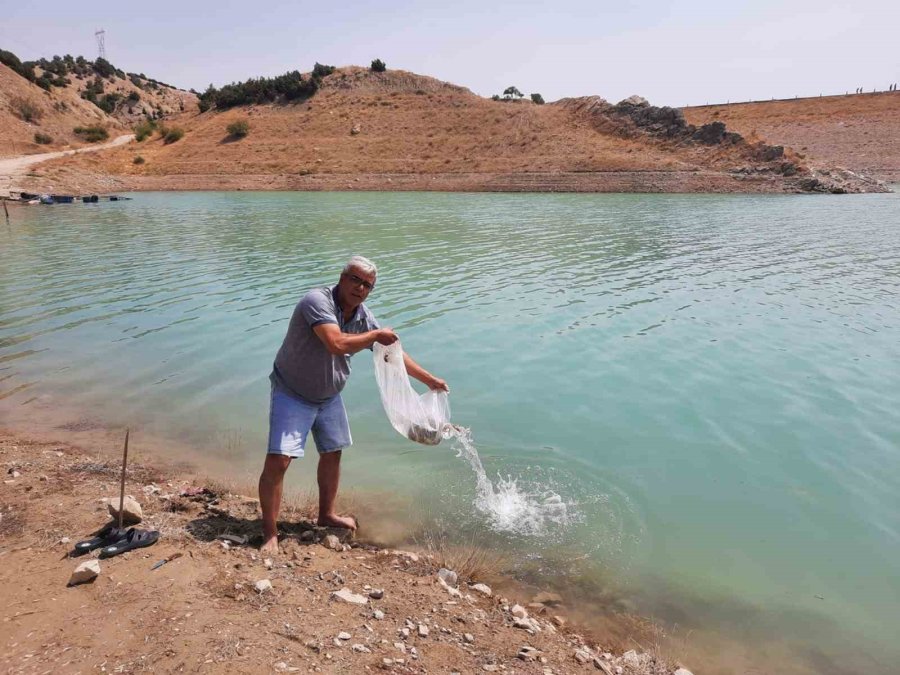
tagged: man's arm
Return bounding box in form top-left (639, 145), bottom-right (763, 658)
top-left (403, 353), bottom-right (449, 392)
top-left (313, 323), bottom-right (398, 355)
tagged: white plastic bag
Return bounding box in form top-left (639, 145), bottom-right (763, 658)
top-left (373, 341), bottom-right (450, 445)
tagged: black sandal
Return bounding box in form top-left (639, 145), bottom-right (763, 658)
top-left (99, 528), bottom-right (160, 559)
top-left (71, 523), bottom-right (130, 556)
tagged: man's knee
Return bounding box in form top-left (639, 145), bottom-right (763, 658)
top-left (262, 453), bottom-right (292, 478)
top-left (318, 449), bottom-right (342, 465)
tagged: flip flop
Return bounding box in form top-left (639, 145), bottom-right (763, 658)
top-left (98, 528), bottom-right (160, 559)
top-left (71, 524), bottom-right (130, 556)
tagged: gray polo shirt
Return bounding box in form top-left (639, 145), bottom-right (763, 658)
top-left (270, 285), bottom-right (380, 403)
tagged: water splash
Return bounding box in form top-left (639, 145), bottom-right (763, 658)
top-left (445, 425), bottom-right (574, 536)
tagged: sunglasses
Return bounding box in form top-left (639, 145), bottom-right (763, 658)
top-left (344, 273), bottom-right (375, 291)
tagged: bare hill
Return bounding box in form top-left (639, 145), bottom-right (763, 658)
top-left (0, 52), bottom-right (196, 159)
top-left (683, 92), bottom-right (900, 182)
top-left (18, 67), bottom-right (891, 194)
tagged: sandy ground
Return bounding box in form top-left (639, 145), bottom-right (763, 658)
top-left (0, 135), bottom-right (133, 197)
top-left (0, 429), bottom-right (680, 675)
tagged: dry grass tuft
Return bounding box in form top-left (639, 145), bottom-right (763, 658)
top-left (414, 528), bottom-right (507, 583)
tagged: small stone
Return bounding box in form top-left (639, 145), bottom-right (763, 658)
top-left (331, 587), bottom-right (368, 605)
top-left (518, 645), bottom-right (540, 661)
top-left (511, 604), bottom-right (528, 619)
top-left (437, 568), bottom-right (458, 586)
top-left (483, 666), bottom-right (499, 672)
top-left (323, 534), bottom-right (342, 551)
top-left (264, 558), bottom-right (274, 569)
top-left (574, 649), bottom-right (592, 664)
top-left (352, 644), bottom-right (371, 653)
top-left (59, 537), bottom-right (70, 544)
top-left (417, 624), bottom-right (429, 637)
top-left (300, 529), bottom-right (315, 542)
top-left (216, 534), bottom-right (248, 546)
top-left (8, 469), bottom-right (21, 478)
top-left (39, 475), bottom-right (48, 482)
top-left (337, 631), bottom-right (351, 640)
top-left (400, 628), bottom-right (410, 638)
top-left (255, 579), bottom-right (273, 593)
top-left (674, 670), bottom-right (694, 675)
top-left (273, 662), bottom-right (300, 673)
top-left (593, 658), bottom-right (614, 675)
top-left (373, 609), bottom-right (385, 620)
top-left (382, 659), bottom-right (394, 668)
top-left (68, 559), bottom-right (100, 586)
top-left (463, 633), bottom-right (474, 643)
top-left (438, 576), bottom-right (462, 597)
top-left (551, 615), bottom-right (566, 627)
top-left (470, 583), bottom-right (492, 597)
top-left (369, 588), bottom-right (384, 599)
top-left (107, 495), bottom-right (143, 524)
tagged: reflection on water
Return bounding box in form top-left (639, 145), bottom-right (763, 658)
top-left (2, 191), bottom-right (899, 674)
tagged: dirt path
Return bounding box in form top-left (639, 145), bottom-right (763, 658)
top-left (0, 134), bottom-right (133, 197)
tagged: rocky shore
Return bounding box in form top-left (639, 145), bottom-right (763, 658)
top-left (0, 430), bottom-right (688, 674)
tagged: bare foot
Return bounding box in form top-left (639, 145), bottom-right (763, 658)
top-left (260, 535), bottom-right (280, 555)
top-left (317, 514), bottom-right (357, 531)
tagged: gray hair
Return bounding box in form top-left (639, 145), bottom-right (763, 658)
top-left (343, 255), bottom-right (377, 276)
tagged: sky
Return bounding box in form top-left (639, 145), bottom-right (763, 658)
top-left (2, 0), bottom-right (898, 107)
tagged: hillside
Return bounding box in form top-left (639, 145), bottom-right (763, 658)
top-left (11, 66), bottom-right (891, 194)
top-left (683, 92), bottom-right (900, 182)
top-left (0, 50), bottom-right (196, 158)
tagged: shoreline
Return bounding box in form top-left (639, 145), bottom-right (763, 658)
top-left (0, 426), bottom-right (681, 674)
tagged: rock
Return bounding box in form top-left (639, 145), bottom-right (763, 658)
top-left (574, 649), bottom-right (592, 664)
top-left (673, 669), bottom-right (694, 675)
top-left (470, 583), bottom-right (492, 597)
top-left (593, 657), bottom-right (614, 674)
top-left (463, 632), bottom-right (474, 643)
top-left (382, 658), bottom-right (394, 668)
top-left (369, 588), bottom-right (384, 599)
top-left (350, 124), bottom-right (361, 135)
top-left (437, 568), bottom-right (458, 586)
top-left (417, 623), bottom-right (429, 637)
top-left (300, 529), bottom-right (315, 542)
top-left (322, 534), bottom-right (342, 551)
top-left (533, 591), bottom-right (563, 606)
top-left (216, 534), bottom-right (248, 546)
top-left (619, 95), bottom-right (649, 106)
top-left (510, 604), bottom-right (528, 619)
top-left (59, 536), bottom-right (71, 544)
top-left (68, 559), bottom-right (100, 586)
top-left (762, 145), bottom-right (785, 161)
top-left (264, 558), bottom-right (274, 569)
top-left (337, 631), bottom-right (351, 641)
top-left (273, 662), bottom-right (300, 673)
top-left (551, 615), bottom-right (566, 627)
top-left (482, 666), bottom-right (499, 672)
top-left (438, 576), bottom-right (461, 597)
top-left (513, 617), bottom-right (540, 631)
top-left (331, 587), bottom-right (368, 605)
top-left (373, 609), bottom-right (385, 620)
top-left (255, 579), bottom-right (273, 594)
top-left (692, 122), bottom-right (727, 145)
top-left (107, 495), bottom-right (143, 524)
top-left (352, 644), bottom-right (371, 653)
top-left (518, 645), bottom-right (541, 661)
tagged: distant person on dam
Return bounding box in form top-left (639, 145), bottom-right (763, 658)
top-left (258, 255), bottom-right (448, 554)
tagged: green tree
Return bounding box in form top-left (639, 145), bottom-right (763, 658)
top-left (370, 59), bottom-right (386, 72)
top-left (530, 93), bottom-right (545, 105)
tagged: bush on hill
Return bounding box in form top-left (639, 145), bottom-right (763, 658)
top-left (134, 120), bottom-right (156, 141)
top-left (312, 62), bottom-right (336, 79)
top-left (0, 49), bottom-right (35, 82)
top-left (74, 125), bottom-right (109, 142)
top-left (10, 96), bottom-right (43, 123)
top-left (370, 59), bottom-right (386, 72)
top-left (163, 127), bottom-right (184, 144)
top-left (34, 132), bottom-right (53, 145)
top-left (198, 69), bottom-right (319, 111)
top-left (226, 119), bottom-right (250, 138)
top-left (133, 155), bottom-right (145, 164)
top-left (531, 93), bottom-right (545, 105)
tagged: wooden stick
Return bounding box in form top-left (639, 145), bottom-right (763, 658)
top-left (117, 429), bottom-right (130, 529)
top-left (3, 199), bottom-right (9, 226)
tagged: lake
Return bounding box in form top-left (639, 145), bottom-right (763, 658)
top-left (1, 190), bottom-right (898, 674)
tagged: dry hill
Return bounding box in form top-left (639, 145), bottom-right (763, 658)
top-left (683, 92), bottom-right (900, 182)
top-left (0, 50), bottom-right (196, 159)
top-left (12, 66), bottom-right (891, 194)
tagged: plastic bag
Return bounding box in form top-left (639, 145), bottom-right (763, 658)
top-left (373, 341), bottom-right (450, 445)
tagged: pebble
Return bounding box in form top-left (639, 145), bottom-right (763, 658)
top-left (254, 579), bottom-right (273, 594)
top-left (273, 662), bottom-right (300, 673)
top-left (482, 666), bottom-right (499, 672)
top-left (369, 588), bottom-right (384, 599)
top-left (337, 631), bottom-right (351, 641)
top-left (574, 649), bottom-right (592, 664)
top-left (437, 568), bottom-right (458, 586)
top-left (331, 588), bottom-right (368, 604)
top-left (216, 534), bottom-right (248, 546)
top-left (68, 559), bottom-right (100, 586)
top-left (352, 644), bottom-right (371, 653)
top-left (417, 623), bottom-right (429, 637)
top-left (463, 633), bottom-right (474, 643)
top-left (674, 670), bottom-right (694, 675)
top-left (511, 604), bottom-right (528, 619)
top-left (518, 645), bottom-right (541, 661)
top-left (594, 658), bottom-right (614, 675)
top-left (399, 627), bottom-right (410, 638)
top-left (470, 583), bottom-right (492, 597)
top-left (373, 609), bottom-right (385, 620)
top-left (323, 534), bottom-right (342, 551)
top-left (300, 529), bottom-right (315, 542)
top-left (264, 558), bottom-right (274, 569)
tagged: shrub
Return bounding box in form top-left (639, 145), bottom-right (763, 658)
top-left (226, 119), bottom-right (250, 138)
top-left (134, 120), bottom-right (156, 141)
top-left (133, 155), bottom-right (145, 164)
top-left (199, 70), bottom-right (318, 111)
top-left (530, 93), bottom-right (545, 105)
top-left (163, 127), bottom-right (184, 144)
top-left (34, 132), bottom-right (53, 145)
top-left (11, 96), bottom-right (42, 123)
top-left (127, 91), bottom-right (141, 102)
top-left (93, 57), bottom-right (116, 78)
top-left (0, 49), bottom-right (35, 81)
top-left (491, 94), bottom-right (501, 101)
top-left (370, 59), bottom-right (386, 72)
top-left (312, 62), bottom-right (335, 79)
top-left (73, 125), bottom-right (109, 142)
top-left (97, 92), bottom-right (122, 113)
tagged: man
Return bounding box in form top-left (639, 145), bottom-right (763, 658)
top-left (259, 255), bottom-right (447, 554)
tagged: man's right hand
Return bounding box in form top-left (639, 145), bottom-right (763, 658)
top-left (375, 328), bottom-right (399, 345)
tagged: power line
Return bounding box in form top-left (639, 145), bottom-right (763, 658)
top-left (95, 29), bottom-right (106, 60)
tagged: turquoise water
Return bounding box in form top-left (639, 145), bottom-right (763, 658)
top-left (1, 191), bottom-right (898, 673)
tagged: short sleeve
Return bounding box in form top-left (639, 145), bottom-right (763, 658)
top-left (299, 289), bottom-right (338, 328)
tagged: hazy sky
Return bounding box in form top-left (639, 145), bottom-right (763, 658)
top-left (2, 0), bottom-right (897, 107)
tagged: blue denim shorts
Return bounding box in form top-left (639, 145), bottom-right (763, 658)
top-left (267, 385), bottom-right (352, 458)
